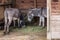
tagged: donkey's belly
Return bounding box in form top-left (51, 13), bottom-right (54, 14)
top-left (13, 17), bottom-right (19, 21)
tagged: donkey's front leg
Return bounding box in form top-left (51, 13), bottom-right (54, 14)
top-left (18, 19), bottom-right (20, 27)
top-left (42, 17), bottom-right (45, 27)
top-left (13, 20), bottom-right (16, 27)
top-left (39, 17), bottom-right (41, 26)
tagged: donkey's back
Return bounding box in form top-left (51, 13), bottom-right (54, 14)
top-left (4, 8), bottom-right (20, 18)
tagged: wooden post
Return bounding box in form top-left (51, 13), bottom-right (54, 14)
top-left (47, 0), bottom-right (51, 40)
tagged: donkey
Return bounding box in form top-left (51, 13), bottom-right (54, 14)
top-left (4, 8), bottom-right (20, 34)
top-left (27, 8), bottom-right (42, 26)
top-left (27, 8), bottom-right (47, 27)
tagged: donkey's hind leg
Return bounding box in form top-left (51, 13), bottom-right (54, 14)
top-left (4, 17), bottom-right (8, 35)
top-left (6, 17), bottom-right (12, 34)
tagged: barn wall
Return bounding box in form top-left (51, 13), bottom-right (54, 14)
top-left (16, 0), bottom-right (46, 9)
top-left (0, 6), bottom-right (4, 21)
top-left (0, 0), bottom-right (5, 21)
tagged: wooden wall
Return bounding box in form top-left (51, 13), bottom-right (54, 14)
top-left (16, 0), bottom-right (46, 9)
top-left (0, 0), bottom-right (5, 21)
top-left (0, 6), bottom-right (4, 21)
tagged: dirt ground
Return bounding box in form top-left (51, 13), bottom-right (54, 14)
top-left (0, 26), bottom-right (46, 40)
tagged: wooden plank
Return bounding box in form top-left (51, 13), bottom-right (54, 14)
top-left (16, 0), bottom-right (46, 9)
top-left (0, 6), bottom-right (4, 20)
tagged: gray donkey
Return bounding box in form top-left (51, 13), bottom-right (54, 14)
top-left (27, 8), bottom-right (47, 27)
top-left (4, 8), bottom-right (20, 34)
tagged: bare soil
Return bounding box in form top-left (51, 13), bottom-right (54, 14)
top-left (0, 32), bottom-right (46, 40)
top-left (0, 27), bottom-right (46, 40)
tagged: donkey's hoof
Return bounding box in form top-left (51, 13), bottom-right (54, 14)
top-left (3, 32), bottom-right (10, 35)
top-left (3, 32), bottom-right (6, 35)
top-left (6, 32), bottom-right (10, 35)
